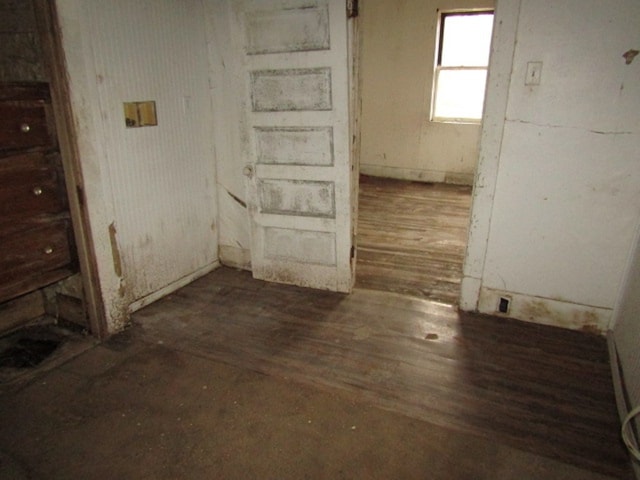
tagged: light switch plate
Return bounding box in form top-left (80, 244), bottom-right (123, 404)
top-left (525, 61), bottom-right (542, 86)
top-left (124, 101), bottom-right (157, 128)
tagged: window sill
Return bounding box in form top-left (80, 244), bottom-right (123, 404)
top-left (430, 118), bottom-right (482, 125)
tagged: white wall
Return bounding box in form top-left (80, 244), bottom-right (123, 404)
top-left (56, 0), bottom-right (219, 332)
top-left (204, 0), bottom-right (252, 270)
top-left (359, 0), bottom-right (493, 185)
top-left (462, 0), bottom-right (640, 332)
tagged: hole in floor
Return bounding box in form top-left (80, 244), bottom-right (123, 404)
top-left (0, 325), bottom-right (66, 370)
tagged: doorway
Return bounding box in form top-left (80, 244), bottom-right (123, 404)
top-left (355, 176), bottom-right (472, 305)
top-left (354, 2), bottom-right (494, 305)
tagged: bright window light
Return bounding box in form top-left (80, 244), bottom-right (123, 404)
top-left (432, 11), bottom-right (494, 123)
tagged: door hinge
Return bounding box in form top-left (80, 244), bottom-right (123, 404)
top-left (347, 0), bottom-right (359, 18)
top-left (76, 184), bottom-right (85, 208)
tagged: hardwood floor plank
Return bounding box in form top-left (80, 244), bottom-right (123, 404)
top-left (356, 175), bottom-right (472, 304)
top-left (133, 268), bottom-right (632, 479)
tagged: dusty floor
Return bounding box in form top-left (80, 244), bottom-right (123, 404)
top-left (0, 320), bottom-right (630, 480)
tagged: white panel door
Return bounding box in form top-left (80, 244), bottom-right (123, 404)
top-left (235, 0), bottom-right (354, 292)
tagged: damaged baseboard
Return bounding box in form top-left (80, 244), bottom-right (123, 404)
top-left (477, 287), bottom-right (612, 334)
top-left (219, 245), bottom-right (252, 271)
top-left (128, 261), bottom-right (221, 313)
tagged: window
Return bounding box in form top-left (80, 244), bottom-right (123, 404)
top-left (432, 11), bottom-right (494, 123)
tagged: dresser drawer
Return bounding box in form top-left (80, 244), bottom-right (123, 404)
top-left (0, 152), bottom-right (66, 221)
top-left (0, 103), bottom-right (55, 151)
top-left (0, 218), bottom-right (75, 303)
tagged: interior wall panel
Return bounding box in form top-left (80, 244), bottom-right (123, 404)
top-left (84, 0), bottom-right (218, 301)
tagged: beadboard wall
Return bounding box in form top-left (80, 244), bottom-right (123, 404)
top-left (57, 0), bottom-right (218, 329)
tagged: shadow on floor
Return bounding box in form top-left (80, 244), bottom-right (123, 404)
top-left (0, 268), bottom-right (632, 479)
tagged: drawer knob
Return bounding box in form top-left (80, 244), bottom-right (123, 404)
top-left (33, 186), bottom-right (43, 196)
top-left (20, 123), bottom-right (31, 133)
top-left (43, 246), bottom-right (54, 255)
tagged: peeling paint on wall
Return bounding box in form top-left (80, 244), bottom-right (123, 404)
top-left (622, 49), bottom-right (639, 65)
top-left (108, 222), bottom-right (123, 278)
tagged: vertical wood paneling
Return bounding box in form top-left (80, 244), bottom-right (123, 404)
top-left (85, 1), bottom-right (217, 300)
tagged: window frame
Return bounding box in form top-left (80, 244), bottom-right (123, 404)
top-left (431, 9), bottom-right (495, 125)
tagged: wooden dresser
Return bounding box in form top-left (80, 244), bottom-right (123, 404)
top-left (0, 82), bottom-right (77, 303)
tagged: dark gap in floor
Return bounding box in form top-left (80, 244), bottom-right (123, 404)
top-left (0, 337), bottom-right (60, 369)
top-left (0, 323), bottom-right (81, 373)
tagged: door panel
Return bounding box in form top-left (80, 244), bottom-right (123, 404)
top-left (235, 0), bottom-right (354, 292)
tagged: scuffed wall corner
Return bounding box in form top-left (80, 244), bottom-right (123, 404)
top-left (219, 245), bottom-right (251, 271)
top-left (459, 275), bottom-right (481, 311)
top-left (105, 221), bottom-right (132, 332)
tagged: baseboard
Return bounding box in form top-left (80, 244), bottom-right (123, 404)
top-left (128, 261), bottom-right (221, 313)
top-left (459, 276), bottom-right (481, 311)
top-left (359, 164), bottom-right (474, 186)
top-left (477, 287), bottom-right (611, 334)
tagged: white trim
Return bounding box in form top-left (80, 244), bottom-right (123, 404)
top-left (431, 10), bottom-right (494, 123)
top-left (359, 164), bottom-right (474, 185)
top-left (460, 0), bottom-right (523, 309)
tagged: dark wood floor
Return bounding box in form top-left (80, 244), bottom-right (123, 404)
top-left (356, 175), bottom-right (472, 305)
top-left (134, 268), bottom-right (632, 479)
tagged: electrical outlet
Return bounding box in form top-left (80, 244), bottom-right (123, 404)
top-left (498, 296), bottom-right (511, 314)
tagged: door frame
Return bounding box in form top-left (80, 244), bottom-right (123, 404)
top-left (348, 0), bottom-right (362, 285)
top-left (33, 0), bottom-right (108, 338)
